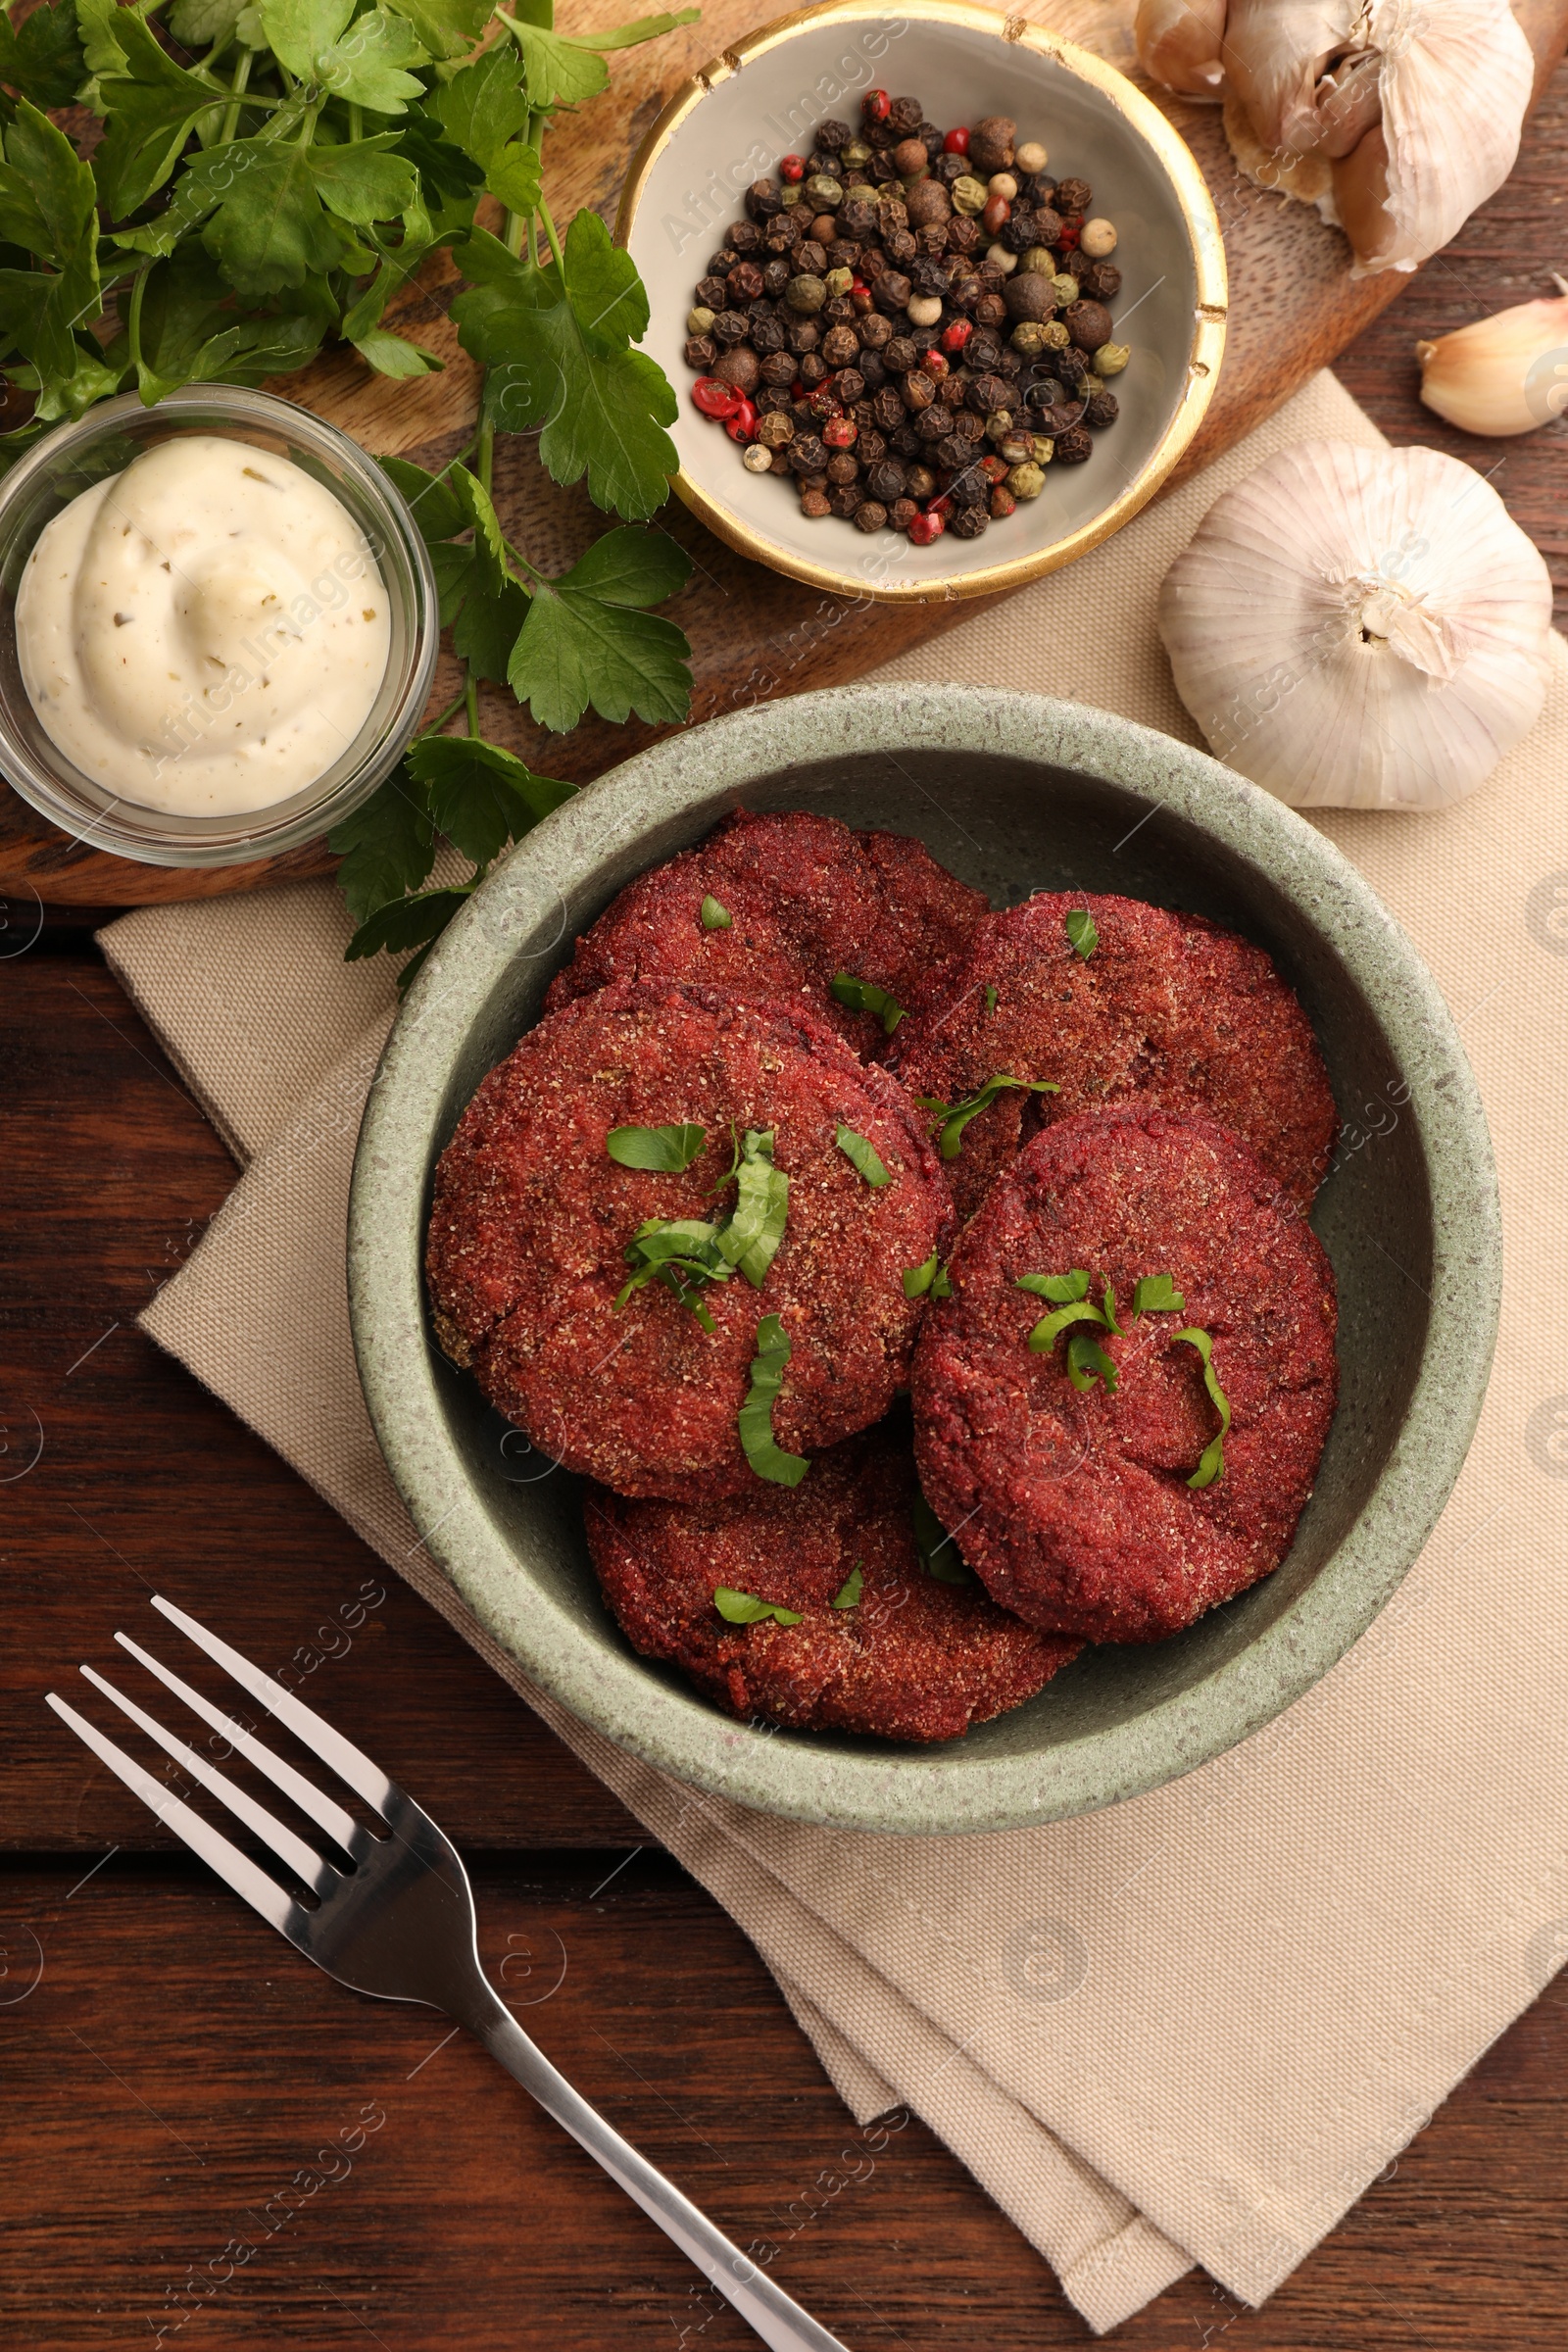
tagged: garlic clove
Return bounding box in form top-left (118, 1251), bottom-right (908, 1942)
top-left (1361, 0), bottom-right (1535, 277)
top-left (1133, 0), bottom-right (1229, 98)
top-left (1157, 440), bottom-right (1555, 811)
top-left (1416, 281), bottom-right (1568, 437)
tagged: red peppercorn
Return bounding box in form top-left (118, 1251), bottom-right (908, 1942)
top-left (863, 87), bottom-right (891, 122)
top-left (850, 277), bottom-right (868, 295)
top-left (907, 509), bottom-right (946, 545)
top-left (918, 349), bottom-right (948, 379)
top-left (979, 453), bottom-right (1007, 482)
top-left (944, 125), bottom-right (969, 155)
top-left (779, 154), bottom-right (806, 182)
top-left (1055, 220), bottom-right (1081, 251)
top-left (941, 318), bottom-right (973, 353)
top-left (990, 485), bottom-right (1017, 518)
top-left (724, 398), bottom-right (759, 442)
top-left (692, 376), bottom-right (742, 418)
top-left (822, 416), bottom-right (858, 448)
top-left (982, 194), bottom-right (1010, 235)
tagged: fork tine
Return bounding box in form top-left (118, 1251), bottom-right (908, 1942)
top-left (46, 1692), bottom-right (306, 1941)
top-left (114, 1631), bottom-right (366, 1857)
top-left (150, 1594), bottom-right (395, 1814)
top-left (79, 1665), bottom-right (336, 1896)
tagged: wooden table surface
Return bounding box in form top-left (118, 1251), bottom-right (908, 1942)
top-left (6, 64), bottom-right (1568, 2352)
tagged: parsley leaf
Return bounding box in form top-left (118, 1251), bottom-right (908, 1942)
top-left (91, 11), bottom-right (223, 217)
top-left (351, 325), bottom-right (445, 379)
top-left (701, 896), bottom-right (731, 931)
top-left (984, 984), bottom-right (998, 1011)
top-left (615, 1216), bottom-right (728, 1327)
top-left (916, 1074), bottom-right (1059, 1161)
top-left (1065, 1328), bottom-right (1117, 1396)
top-left (1173, 1327), bottom-right (1231, 1488)
top-left (1065, 906), bottom-right (1099, 959)
top-left (0, 0), bottom-right (85, 108)
top-left (606, 1122), bottom-right (707, 1172)
top-left (904, 1250), bottom-right (953, 1299)
top-left (1026, 1298), bottom-right (1108, 1352)
top-left (715, 1127), bottom-right (788, 1287)
top-left (912, 1491), bottom-right (974, 1584)
top-left (832, 1564), bottom-right (863, 1609)
top-left (186, 138), bottom-right (416, 297)
top-left (378, 455), bottom-right (469, 544)
top-left (737, 1312), bottom-right (809, 1488)
top-left (836, 1125), bottom-right (891, 1187)
top-left (1132, 1274), bottom-right (1186, 1314)
top-left (318, 6), bottom-right (430, 114)
top-left (829, 972), bottom-right (905, 1034)
top-left (344, 886), bottom-right (473, 994)
top-left (328, 767), bottom-right (436, 925)
top-left (452, 220), bottom-right (679, 520)
top-left (428, 41), bottom-right (531, 162)
top-left (406, 733), bottom-right (573, 867)
top-left (508, 524), bottom-right (693, 732)
top-left (1016, 1269), bottom-right (1091, 1303)
top-left (0, 102), bottom-right (101, 396)
top-left (714, 1586), bottom-right (805, 1628)
top-left (452, 576), bottom-right (530, 679)
top-left (380, 0), bottom-right (491, 59)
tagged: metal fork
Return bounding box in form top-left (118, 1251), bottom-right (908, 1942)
top-left (48, 1595), bottom-right (851, 2352)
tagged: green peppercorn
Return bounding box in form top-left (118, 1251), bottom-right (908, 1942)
top-left (1093, 341), bottom-right (1130, 376)
top-left (841, 137), bottom-right (872, 167)
top-left (1019, 247), bottom-right (1056, 275)
top-left (688, 305), bottom-right (715, 335)
top-left (951, 174), bottom-right (989, 216)
top-left (823, 265), bottom-right (854, 296)
top-left (1042, 319), bottom-right (1070, 350)
top-left (780, 183), bottom-right (803, 208)
top-left (1010, 319), bottom-right (1049, 356)
top-left (999, 431), bottom-right (1034, 466)
top-left (1052, 273), bottom-right (1079, 307)
top-left (1007, 461), bottom-right (1047, 499)
top-left (1031, 433), bottom-right (1054, 464)
top-left (804, 173), bottom-right (844, 209)
top-left (984, 408), bottom-right (1013, 442)
top-left (786, 272), bottom-right (827, 315)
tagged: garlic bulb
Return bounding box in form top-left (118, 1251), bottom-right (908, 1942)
top-left (1417, 279), bottom-right (1568, 435)
top-left (1136, 0), bottom-right (1535, 277)
top-left (1157, 441), bottom-right (1555, 809)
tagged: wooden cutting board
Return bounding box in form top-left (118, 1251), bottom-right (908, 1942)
top-left (7, 0), bottom-right (1567, 906)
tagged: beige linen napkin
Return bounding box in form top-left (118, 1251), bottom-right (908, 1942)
top-left (103, 369), bottom-right (1568, 2333)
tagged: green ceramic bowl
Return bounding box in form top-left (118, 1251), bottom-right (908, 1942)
top-left (347, 685), bottom-right (1499, 1836)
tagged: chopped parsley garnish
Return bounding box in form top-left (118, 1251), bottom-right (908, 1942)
top-left (701, 895), bottom-right (732, 930)
top-left (1017, 1269), bottom-right (1091, 1304)
top-left (606, 1121), bottom-right (707, 1172)
top-left (831, 972), bottom-right (906, 1035)
top-left (916, 1074), bottom-right (1059, 1161)
top-left (1065, 907), bottom-right (1100, 960)
top-left (737, 1313), bottom-right (810, 1488)
top-left (912, 1491), bottom-right (975, 1585)
top-left (1132, 1274), bottom-right (1185, 1314)
top-left (714, 1587), bottom-right (804, 1626)
top-left (1173, 1327), bottom-right (1231, 1488)
top-left (1065, 1329), bottom-right (1117, 1396)
top-left (832, 1564), bottom-right (863, 1610)
top-left (836, 1124), bottom-right (892, 1187)
top-left (984, 984), bottom-right (999, 1012)
top-left (1026, 1297), bottom-right (1108, 1351)
top-left (614, 1130), bottom-right (787, 1325)
top-left (904, 1250), bottom-right (954, 1300)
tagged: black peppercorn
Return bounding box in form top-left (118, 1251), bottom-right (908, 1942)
top-left (947, 466), bottom-right (988, 509)
top-left (821, 323), bottom-right (859, 367)
top-left (858, 350), bottom-right (888, 392)
top-left (865, 458), bottom-right (906, 501)
top-left (901, 368), bottom-right (936, 411)
top-left (790, 434), bottom-right (828, 473)
top-left (798, 353), bottom-right (827, 387)
top-left (827, 482), bottom-right (864, 516)
top-left (695, 274), bottom-right (727, 310)
top-left (882, 335), bottom-right (916, 373)
top-left (1081, 261), bottom-right (1122, 302)
top-left (683, 335), bottom-right (716, 369)
top-left (966, 329), bottom-right (1002, 371)
top-left (868, 148), bottom-right (897, 179)
top-left (822, 295), bottom-right (856, 325)
top-left (952, 408), bottom-right (984, 442)
top-left (727, 260), bottom-right (764, 301)
top-left (947, 216), bottom-right (982, 256)
top-left (858, 311), bottom-right (893, 350)
top-left (858, 424), bottom-right (887, 462)
top-left (785, 318), bottom-right (820, 355)
top-left (1054, 425), bottom-right (1093, 463)
top-left (826, 451), bottom-right (859, 485)
top-left (949, 505), bottom-right (989, 540)
top-left (1054, 176), bottom-right (1092, 215)
top-left (885, 228), bottom-right (918, 266)
top-left (914, 404), bottom-right (947, 443)
top-left (887, 93), bottom-right (923, 134)
top-left (708, 247), bottom-right (737, 273)
top-left (933, 152), bottom-right (967, 188)
top-left (890, 496), bottom-right (918, 531)
top-left (751, 314), bottom-right (786, 356)
top-left (890, 423), bottom-right (922, 458)
top-left (816, 116), bottom-right (850, 149)
top-left (876, 196), bottom-right (908, 238)
top-left (873, 270), bottom-right (912, 315)
top-left (712, 310), bottom-right (750, 345)
top-left (965, 371), bottom-right (1009, 415)
top-left (840, 195), bottom-right (878, 239)
top-left (837, 368), bottom-right (867, 404)
top-left (855, 499), bottom-right (888, 533)
top-left (872, 384), bottom-right (906, 431)
top-left (1000, 210), bottom-right (1038, 254)
top-left (910, 256), bottom-right (949, 297)
top-left (760, 350), bottom-right (797, 386)
top-left (1084, 390), bottom-right (1119, 427)
top-left (745, 179), bottom-right (782, 220)
top-left (1056, 345), bottom-right (1089, 387)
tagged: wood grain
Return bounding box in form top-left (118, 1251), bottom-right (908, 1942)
top-left (2, 1848), bottom-right (1565, 2347)
top-left (6, 0), bottom-right (1566, 906)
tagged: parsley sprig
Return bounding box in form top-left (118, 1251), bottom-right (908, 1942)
top-left (613, 1127), bottom-right (788, 1327)
top-left (0, 0), bottom-right (697, 989)
top-left (916, 1073), bottom-right (1059, 1161)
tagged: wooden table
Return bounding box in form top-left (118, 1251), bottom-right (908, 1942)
top-left (5, 74), bottom-right (1568, 2352)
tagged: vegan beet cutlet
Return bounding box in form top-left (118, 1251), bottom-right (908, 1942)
top-left (543, 808), bottom-right (987, 1057)
top-left (584, 1426), bottom-right (1081, 1741)
top-left (912, 1107), bottom-right (1339, 1644)
top-left (425, 979), bottom-right (951, 1498)
top-left (889, 891), bottom-right (1339, 1219)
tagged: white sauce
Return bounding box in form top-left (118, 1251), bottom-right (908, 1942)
top-left (15, 435), bottom-right (393, 816)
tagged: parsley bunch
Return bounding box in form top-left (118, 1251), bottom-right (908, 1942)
top-left (0, 0), bottom-right (699, 986)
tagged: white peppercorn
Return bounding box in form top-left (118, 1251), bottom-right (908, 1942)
top-left (988, 172), bottom-right (1018, 200)
top-left (1080, 218), bottom-right (1118, 258)
top-left (906, 293), bottom-right (943, 326)
top-left (742, 442), bottom-right (772, 472)
top-left (1014, 139), bottom-right (1048, 175)
top-left (986, 243), bottom-right (1017, 274)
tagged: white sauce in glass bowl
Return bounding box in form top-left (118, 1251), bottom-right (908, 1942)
top-left (14, 435), bottom-right (392, 816)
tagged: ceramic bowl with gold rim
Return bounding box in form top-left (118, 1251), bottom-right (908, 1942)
top-left (615, 0), bottom-right (1226, 605)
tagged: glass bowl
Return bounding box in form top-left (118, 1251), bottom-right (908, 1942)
top-left (0, 385), bottom-right (439, 868)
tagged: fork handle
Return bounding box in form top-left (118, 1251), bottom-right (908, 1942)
top-left (457, 1983), bottom-right (854, 2352)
